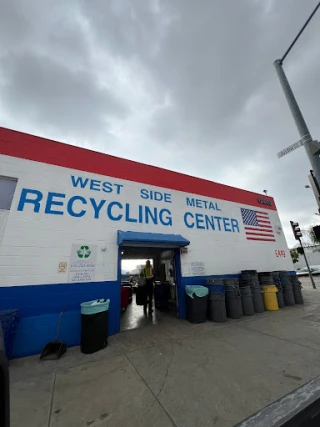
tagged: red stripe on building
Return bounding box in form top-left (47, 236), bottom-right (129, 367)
top-left (245, 232), bottom-right (275, 237)
top-left (247, 237), bottom-right (276, 242)
top-left (244, 226), bottom-right (273, 231)
top-left (0, 127), bottom-right (277, 211)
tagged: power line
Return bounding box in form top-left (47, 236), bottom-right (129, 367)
top-left (280, 1), bottom-right (320, 64)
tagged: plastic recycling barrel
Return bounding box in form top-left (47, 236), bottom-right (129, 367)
top-left (185, 286), bottom-right (209, 323)
top-left (240, 287), bottom-right (255, 316)
top-left (261, 285), bottom-right (279, 311)
top-left (278, 271), bottom-right (295, 306)
top-left (224, 281), bottom-right (243, 319)
top-left (251, 285), bottom-right (265, 313)
top-left (80, 299), bottom-right (110, 354)
top-left (291, 276), bottom-right (304, 305)
top-left (208, 293), bottom-right (227, 322)
top-left (276, 287), bottom-right (285, 308)
top-left (205, 278), bottom-right (225, 293)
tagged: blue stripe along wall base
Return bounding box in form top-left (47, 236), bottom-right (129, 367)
top-left (0, 281), bottom-right (120, 358)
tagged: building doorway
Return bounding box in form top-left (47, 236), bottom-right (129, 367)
top-left (120, 247), bottom-right (181, 332)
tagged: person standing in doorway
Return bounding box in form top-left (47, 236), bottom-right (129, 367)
top-left (142, 260), bottom-right (154, 313)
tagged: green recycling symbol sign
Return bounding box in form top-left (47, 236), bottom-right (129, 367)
top-left (77, 245), bottom-right (91, 259)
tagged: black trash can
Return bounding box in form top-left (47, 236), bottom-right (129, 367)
top-left (154, 282), bottom-right (170, 311)
top-left (136, 286), bottom-right (148, 306)
top-left (271, 272), bottom-right (285, 309)
top-left (80, 299), bottom-right (109, 354)
top-left (291, 275), bottom-right (304, 305)
top-left (185, 286), bottom-right (209, 323)
top-left (224, 280), bottom-right (243, 319)
top-left (278, 271), bottom-right (295, 306)
top-left (240, 286), bottom-right (255, 316)
top-left (0, 323), bottom-right (10, 427)
top-left (208, 293), bottom-right (227, 322)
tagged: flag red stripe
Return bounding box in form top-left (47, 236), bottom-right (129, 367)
top-left (258, 220), bottom-right (271, 224)
top-left (246, 232), bottom-right (275, 237)
top-left (256, 212), bottom-right (269, 217)
top-left (244, 226), bottom-right (273, 231)
top-left (247, 237), bottom-right (276, 242)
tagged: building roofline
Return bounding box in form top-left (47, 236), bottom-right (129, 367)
top-left (0, 127), bottom-right (276, 210)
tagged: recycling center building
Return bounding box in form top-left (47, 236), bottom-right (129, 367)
top-left (0, 127), bottom-right (293, 357)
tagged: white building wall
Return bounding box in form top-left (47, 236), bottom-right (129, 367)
top-left (0, 153), bottom-right (293, 287)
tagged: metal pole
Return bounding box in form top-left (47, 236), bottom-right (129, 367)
top-left (274, 60), bottom-right (320, 200)
top-left (299, 237), bottom-right (316, 289)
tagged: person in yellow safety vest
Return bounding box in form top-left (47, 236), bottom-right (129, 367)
top-left (141, 260), bottom-right (154, 313)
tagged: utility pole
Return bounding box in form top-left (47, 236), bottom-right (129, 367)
top-left (298, 238), bottom-right (316, 289)
top-left (273, 61), bottom-right (320, 192)
top-left (274, 1), bottom-right (320, 204)
top-left (291, 221), bottom-right (316, 289)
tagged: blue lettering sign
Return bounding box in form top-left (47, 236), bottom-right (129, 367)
top-left (145, 206), bottom-right (158, 225)
top-left (125, 203), bottom-right (137, 223)
top-left (90, 198), bottom-right (106, 219)
top-left (90, 179), bottom-right (101, 191)
top-left (67, 196), bottom-right (87, 217)
top-left (159, 209), bottom-right (172, 226)
top-left (16, 186), bottom-right (240, 236)
top-left (195, 213), bottom-right (205, 229)
top-left (114, 184), bottom-right (123, 195)
top-left (17, 189), bottom-right (43, 213)
top-left (71, 176), bottom-right (88, 189)
top-left (184, 212), bottom-right (194, 228)
top-left (45, 192), bottom-right (65, 215)
top-left (223, 217), bottom-right (231, 232)
top-left (140, 189), bottom-right (171, 203)
top-left (107, 201), bottom-right (123, 221)
top-left (186, 198), bottom-right (195, 207)
top-left (186, 197), bottom-right (221, 211)
top-left (71, 176), bottom-right (123, 194)
top-left (231, 219), bottom-right (240, 233)
top-left (102, 182), bottom-right (113, 193)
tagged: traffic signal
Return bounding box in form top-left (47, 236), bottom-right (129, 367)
top-left (313, 225), bottom-right (320, 240)
top-left (290, 221), bottom-right (302, 240)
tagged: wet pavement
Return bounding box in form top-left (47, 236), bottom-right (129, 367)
top-left (10, 277), bottom-right (320, 427)
top-left (120, 298), bottom-right (177, 331)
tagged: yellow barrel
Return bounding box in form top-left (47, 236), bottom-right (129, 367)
top-left (261, 285), bottom-right (279, 311)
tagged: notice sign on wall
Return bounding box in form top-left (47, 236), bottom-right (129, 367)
top-left (69, 244), bottom-right (97, 283)
top-left (190, 262), bottom-right (206, 276)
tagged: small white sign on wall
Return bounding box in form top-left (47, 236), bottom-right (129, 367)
top-left (68, 244), bottom-right (97, 283)
top-left (190, 262), bottom-right (206, 276)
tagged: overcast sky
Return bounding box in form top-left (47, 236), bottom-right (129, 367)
top-left (1, 0), bottom-right (320, 247)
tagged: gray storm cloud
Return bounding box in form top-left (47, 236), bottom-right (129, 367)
top-left (1, 0), bottom-right (320, 246)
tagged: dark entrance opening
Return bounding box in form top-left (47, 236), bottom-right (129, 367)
top-left (120, 247), bottom-right (179, 332)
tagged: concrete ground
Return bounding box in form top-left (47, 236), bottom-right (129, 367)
top-left (10, 277), bottom-right (320, 427)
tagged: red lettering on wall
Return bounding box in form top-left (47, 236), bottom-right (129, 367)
top-left (275, 250), bottom-right (286, 258)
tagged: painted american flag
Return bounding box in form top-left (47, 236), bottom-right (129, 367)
top-left (240, 208), bottom-right (275, 242)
